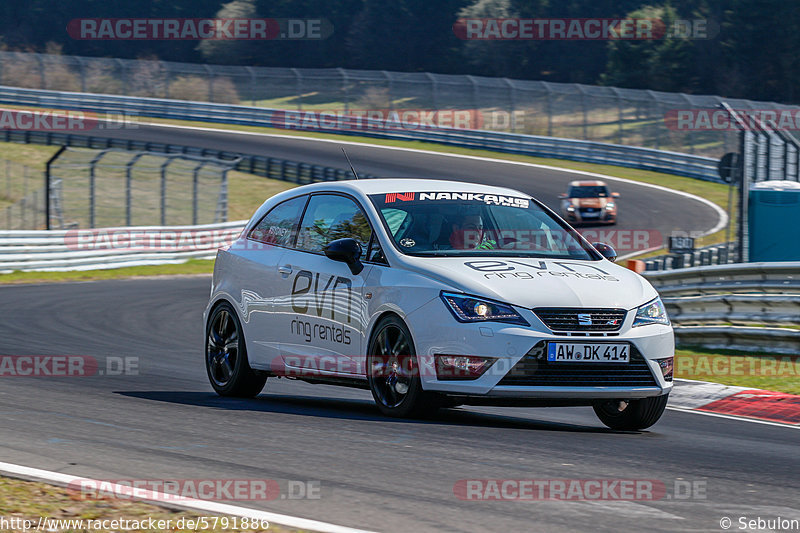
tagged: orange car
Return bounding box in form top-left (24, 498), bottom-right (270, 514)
top-left (559, 180), bottom-right (619, 225)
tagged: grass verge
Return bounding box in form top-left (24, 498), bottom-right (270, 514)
top-left (0, 115), bottom-right (731, 282)
top-left (675, 347), bottom-right (800, 394)
top-left (0, 475), bottom-right (286, 532)
top-left (0, 259), bottom-right (214, 284)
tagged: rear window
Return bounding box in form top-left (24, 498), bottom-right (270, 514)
top-left (248, 195), bottom-right (307, 247)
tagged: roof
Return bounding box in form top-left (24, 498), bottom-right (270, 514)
top-left (568, 180), bottom-right (608, 187)
top-left (296, 177), bottom-right (531, 198)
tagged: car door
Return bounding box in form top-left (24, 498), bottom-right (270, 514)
top-left (233, 194), bottom-right (308, 370)
top-left (274, 193), bottom-right (374, 377)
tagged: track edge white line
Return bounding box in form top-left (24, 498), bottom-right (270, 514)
top-left (0, 461), bottom-right (376, 533)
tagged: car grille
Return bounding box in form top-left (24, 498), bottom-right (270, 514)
top-left (579, 207), bottom-right (600, 213)
top-left (534, 308), bottom-right (626, 332)
top-left (497, 342), bottom-right (657, 387)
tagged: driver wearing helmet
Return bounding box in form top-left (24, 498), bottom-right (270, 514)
top-left (448, 213), bottom-right (496, 250)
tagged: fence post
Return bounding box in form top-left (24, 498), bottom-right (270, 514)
top-left (160, 157), bottom-right (171, 225)
top-left (543, 82), bottom-right (553, 137)
top-left (192, 161), bottom-right (207, 225)
top-left (612, 87), bottom-right (623, 145)
top-left (576, 85), bottom-right (588, 140)
top-left (246, 66), bottom-right (256, 106)
top-left (204, 64), bottom-right (214, 102)
top-left (44, 145), bottom-right (67, 230)
top-left (338, 68), bottom-right (349, 113)
top-left (35, 53), bottom-right (45, 89)
top-left (503, 78), bottom-right (516, 132)
top-left (425, 72), bottom-right (438, 110)
top-left (125, 153), bottom-right (145, 226)
top-left (88, 150), bottom-right (108, 228)
top-left (291, 68), bottom-right (302, 110)
top-left (382, 71), bottom-right (393, 111)
top-left (76, 57), bottom-right (86, 93)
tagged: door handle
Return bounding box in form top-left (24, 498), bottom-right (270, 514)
top-left (277, 265), bottom-right (293, 275)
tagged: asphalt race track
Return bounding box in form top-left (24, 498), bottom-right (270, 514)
top-left (0, 278), bottom-right (798, 532)
top-left (86, 123), bottom-right (723, 253)
top-left (2, 129), bottom-right (793, 533)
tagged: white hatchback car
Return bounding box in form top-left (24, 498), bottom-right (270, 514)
top-left (204, 179), bottom-right (674, 430)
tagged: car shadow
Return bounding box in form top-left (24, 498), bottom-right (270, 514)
top-left (115, 390), bottom-right (642, 435)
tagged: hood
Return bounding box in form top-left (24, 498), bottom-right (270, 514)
top-left (571, 197), bottom-right (609, 208)
top-left (398, 256), bottom-right (657, 310)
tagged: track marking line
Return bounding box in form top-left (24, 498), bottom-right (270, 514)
top-left (666, 406), bottom-right (800, 429)
top-left (131, 121), bottom-right (728, 237)
top-left (0, 461), bottom-right (376, 533)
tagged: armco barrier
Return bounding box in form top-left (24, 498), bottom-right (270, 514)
top-left (645, 262), bottom-right (800, 354)
top-left (0, 221), bottom-right (247, 272)
top-left (0, 129), bottom-right (377, 186)
top-left (0, 85), bottom-right (721, 182)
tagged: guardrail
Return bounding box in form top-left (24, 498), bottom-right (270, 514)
top-left (0, 85), bottom-right (721, 182)
top-left (0, 221), bottom-right (247, 272)
top-left (642, 242), bottom-right (737, 272)
top-left (645, 262), bottom-right (800, 354)
top-left (0, 129), bottom-right (377, 186)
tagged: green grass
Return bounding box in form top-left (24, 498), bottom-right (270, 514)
top-left (141, 116), bottom-right (734, 252)
top-left (0, 112), bottom-right (732, 281)
top-left (0, 258), bottom-right (214, 284)
top-left (0, 475), bottom-right (282, 532)
top-left (675, 347), bottom-right (800, 394)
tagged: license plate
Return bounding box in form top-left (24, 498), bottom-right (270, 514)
top-left (581, 212), bottom-right (600, 217)
top-left (547, 342), bottom-right (629, 363)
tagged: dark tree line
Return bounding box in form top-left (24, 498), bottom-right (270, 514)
top-left (0, 0), bottom-right (796, 103)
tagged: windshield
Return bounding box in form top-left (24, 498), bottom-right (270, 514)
top-left (568, 186), bottom-right (609, 198)
top-left (370, 191), bottom-right (599, 259)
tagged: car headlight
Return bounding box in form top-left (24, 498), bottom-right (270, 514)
top-left (566, 206), bottom-right (576, 212)
top-left (632, 297), bottom-right (670, 327)
top-left (441, 292), bottom-right (529, 326)
top-left (605, 202), bottom-right (615, 209)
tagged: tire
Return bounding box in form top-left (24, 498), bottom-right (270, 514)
top-left (367, 315), bottom-right (436, 418)
top-left (205, 302), bottom-right (266, 397)
top-left (593, 394), bottom-right (669, 430)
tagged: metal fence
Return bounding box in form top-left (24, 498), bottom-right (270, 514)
top-left (45, 147), bottom-right (234, 230)
top-left (0, 86), bottom-right (722, 182)
top-left (0, 158), bottom-right (47, 230)
top-left (5, 50), bottom-right (799, 158)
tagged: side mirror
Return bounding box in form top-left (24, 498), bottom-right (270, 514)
top-left (592, 242), bottom-right (617, 262)
top-left (558, 193), bottom-right (567, 199)
top-left (324, 238), bottom-right (364, 275)
top-left (611, 192), bottom-right (620, 198)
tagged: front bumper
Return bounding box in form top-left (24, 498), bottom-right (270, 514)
top-left (565, 209), bottom-right (617, 224)
top-left (405, 299), bottom-right (673, 400)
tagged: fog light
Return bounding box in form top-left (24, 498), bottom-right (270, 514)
top-left (656, 357), bottom-right (673, 381)
top-left (435, 355), bottom-right (494, 380)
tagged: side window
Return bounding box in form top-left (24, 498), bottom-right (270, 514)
top-left (296, 194), bottom-right (372, 256)
top-left (248, 195), bottom-right (307, 247)
top-left (367, 235), bottom-right (388, 265)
